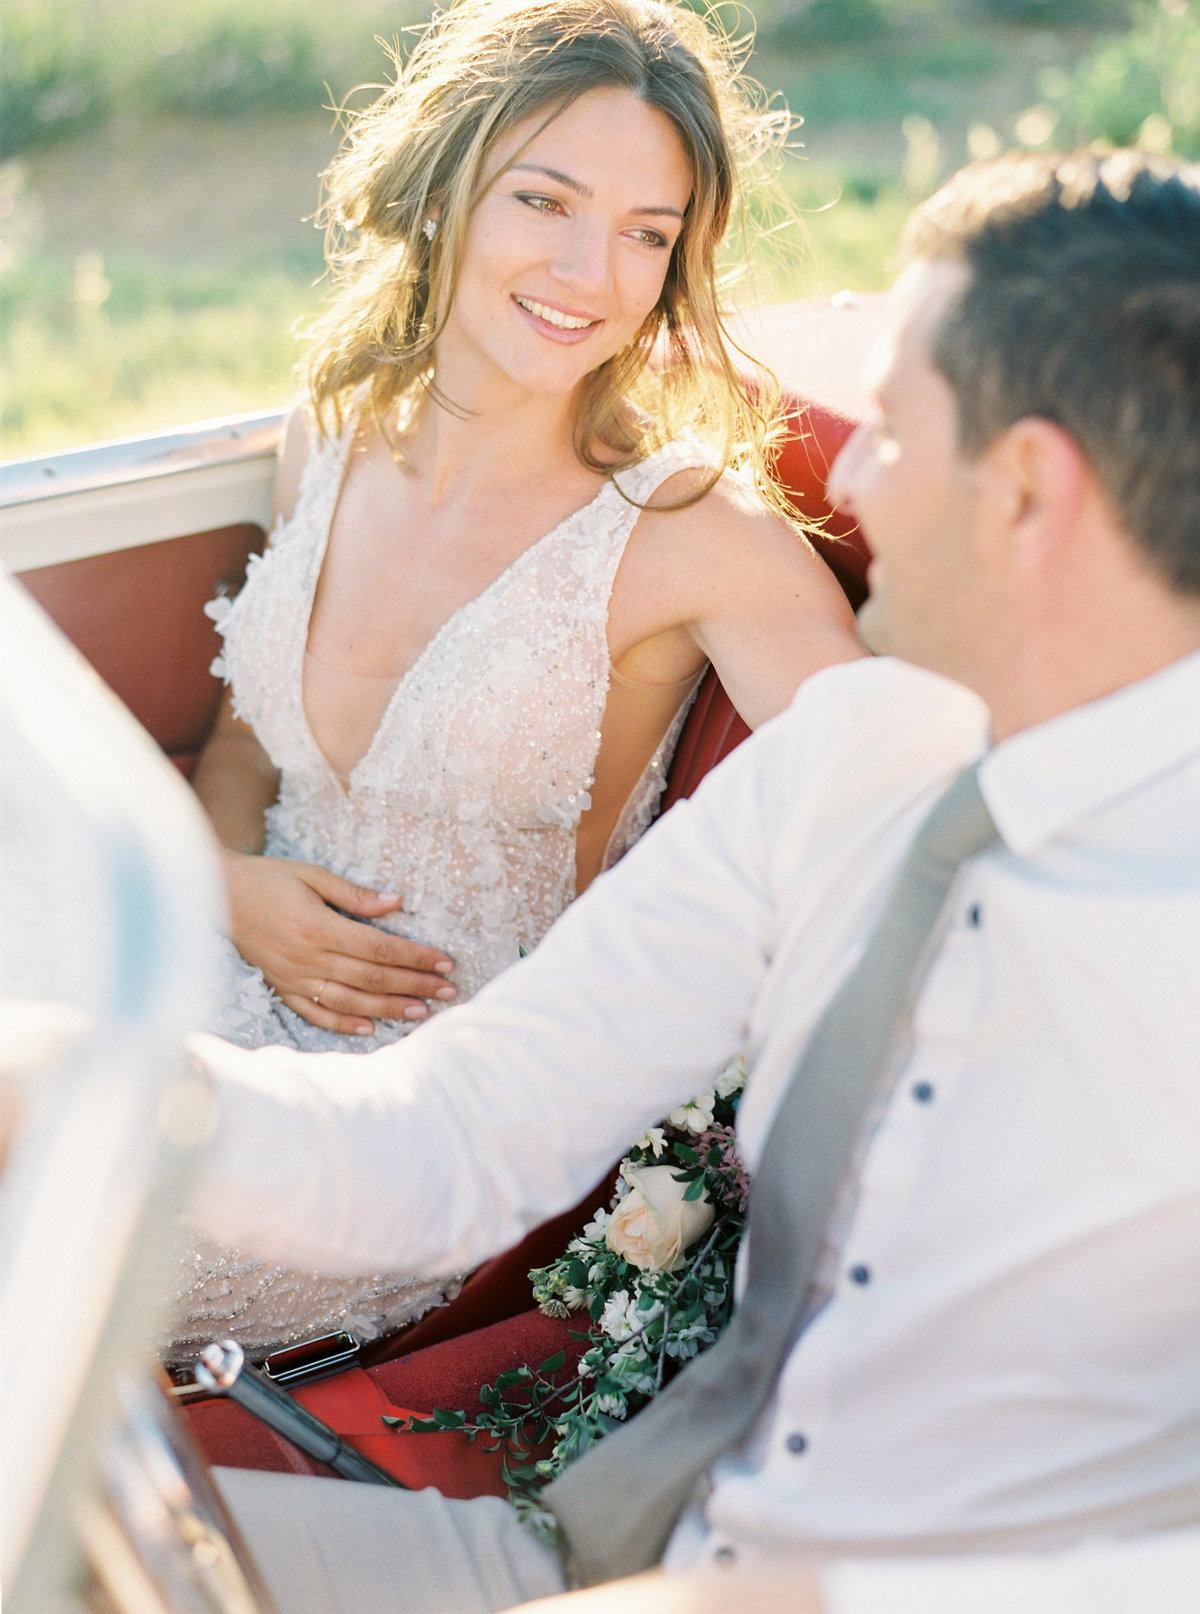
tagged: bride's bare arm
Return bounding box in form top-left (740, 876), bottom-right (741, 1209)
top-left (192, 690), bottom-right (278, 856)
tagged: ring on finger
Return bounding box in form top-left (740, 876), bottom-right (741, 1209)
top-left (313, 979), bottom-right (327, 1006)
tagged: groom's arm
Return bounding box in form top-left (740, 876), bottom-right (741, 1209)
top-left (189, 657), bottom-right (987, 1281)
top-left (188, 708), bottom-right (785, 1279)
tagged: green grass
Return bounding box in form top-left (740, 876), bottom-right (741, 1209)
top-left (0, 0), bottom-right (430, 157)
top-left (1, 254), bottom-right (322, 452)
top-left (785, 165), bottom-right (914, 296)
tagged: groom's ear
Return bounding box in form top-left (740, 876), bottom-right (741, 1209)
top-left (977, 416), bottom-right (1089, 578)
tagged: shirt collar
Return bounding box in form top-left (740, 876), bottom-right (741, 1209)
top-left (979, 650), bottom-right (1200, 856)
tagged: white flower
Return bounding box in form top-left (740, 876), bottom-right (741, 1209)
top-left (580, 1209), bottom-right (610, 1242)
top-left (715, 1055), bottom-right (747, 1100)
top-left (637, 1126), bottom-right (668, 1157)
top-left (667, 1093), bottom-right (716, 1134)
top-left (600, 1290), bottom-right (641, 1341)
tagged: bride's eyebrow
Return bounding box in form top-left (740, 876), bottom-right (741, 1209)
top-left (506, 162), bottom-right (685, 220)
top-left (508, 161), bottom-right (591, 196)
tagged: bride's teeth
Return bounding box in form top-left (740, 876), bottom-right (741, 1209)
top-left (517, 296), bottom-right (593, 330)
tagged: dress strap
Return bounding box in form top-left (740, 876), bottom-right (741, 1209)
top-left (611, 438), bottom-right (715, 509)
top-left (266, 416), bottom-right (349, 551)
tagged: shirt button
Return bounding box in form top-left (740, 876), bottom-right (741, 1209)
top-left (785, 1431), bottom-right (808, 1454)
top-left (966, 902), bottom-right (983, 927)
top-left (713, 1545), bottom-right (738, 1567)
top-left (911, 1081), bottom-right (935, 1103)
top-left (848, 1264), bottom-right (872, 1286)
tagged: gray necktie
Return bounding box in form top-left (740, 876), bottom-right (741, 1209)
top-left (544, 763), bottom-right (999, 1584)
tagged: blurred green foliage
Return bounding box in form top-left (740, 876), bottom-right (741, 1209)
top-left (1041, 0), bottom-right (1200, 157)
top-left (969, 0), bottom-right (1124, 21)
top-left (760, 0), bottom-right (894, 51)
top-left (0, 249), bottom-right (316, 445)
top-left (766, 35), bottom-right (1003, 130)
top-left (0, 0), bottom-right (426, 157)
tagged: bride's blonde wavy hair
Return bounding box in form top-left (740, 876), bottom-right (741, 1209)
top-left (305, 0), bottom-right (795, 513)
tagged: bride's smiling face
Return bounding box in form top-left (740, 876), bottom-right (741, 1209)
top-left (437, 86), bottom-right (693, 400)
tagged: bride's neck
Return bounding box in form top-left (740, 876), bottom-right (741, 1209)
top-left (406, 379), bottom-right (587, 509)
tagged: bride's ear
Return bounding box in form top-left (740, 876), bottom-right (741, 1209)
top-left (417, 193), bottom-right (444, 246)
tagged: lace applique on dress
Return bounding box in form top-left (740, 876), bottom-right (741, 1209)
top-left (165, 436), bottom-right (714, 1363)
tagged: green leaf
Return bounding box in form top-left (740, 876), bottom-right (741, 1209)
top-left (431, 1408), bottom-right (466, 1429)
top-left (538, 1351), bottom-right (566, 1375)
top-left (672, 1143), bottom-right (700, 1164)
top-left (683, 1176), bottom-right (707, 1201)
top-left (670, 1168), bottom-right (702, 1187)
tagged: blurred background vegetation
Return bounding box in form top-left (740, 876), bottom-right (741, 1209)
top-left (2, 0), bottom-right (1197, 453)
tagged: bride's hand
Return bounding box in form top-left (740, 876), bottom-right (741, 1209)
top-left (222, 852), bottom-right (456, 1035)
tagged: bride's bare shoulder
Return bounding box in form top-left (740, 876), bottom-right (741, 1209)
top-left (630, 467), bottom-right (846, 621)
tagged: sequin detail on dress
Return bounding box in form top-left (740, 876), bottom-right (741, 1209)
top-left (165, 435), bottom-right (709, 1363)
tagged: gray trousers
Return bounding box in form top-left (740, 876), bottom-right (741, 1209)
top-left (214, 1468), bottom-right (569, 1614)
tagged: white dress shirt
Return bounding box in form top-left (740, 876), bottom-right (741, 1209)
top-left (194, 652), bottom-right (1200, 1565)
top-left (822, 1527), bottom-right (1200, 1613)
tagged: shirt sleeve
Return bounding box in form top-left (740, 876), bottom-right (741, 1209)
top-left (187, 706), bottom-right (788, 1277)
top-left (821, 1530), bottom-right (1200, 1614)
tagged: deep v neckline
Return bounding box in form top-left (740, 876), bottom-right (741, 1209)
top-left (297, 435), bottom-right (620, 792)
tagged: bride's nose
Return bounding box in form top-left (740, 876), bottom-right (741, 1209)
top-left (552, 218), bottom-right (613, 300)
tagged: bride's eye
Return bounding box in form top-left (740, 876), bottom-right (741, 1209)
top-left (515, 192), bottom-right (565, 216)
top-left (627, 226), bottom-right (670, 249)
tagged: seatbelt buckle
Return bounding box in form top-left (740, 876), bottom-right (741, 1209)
top-left (261, 1329), bottom-right (361, 1387)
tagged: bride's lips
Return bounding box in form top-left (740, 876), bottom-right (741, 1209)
top-left (512, 293), bottom-right (602, 343)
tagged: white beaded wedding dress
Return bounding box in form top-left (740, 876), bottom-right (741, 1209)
top-left (164, 431), bottom-right (706, 1364)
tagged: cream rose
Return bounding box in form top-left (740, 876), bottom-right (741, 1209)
top-left (605, 1165), bottom-right (715, 1273)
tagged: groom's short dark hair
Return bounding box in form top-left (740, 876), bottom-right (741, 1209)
top-left (904, 150), bottom-right (1200, 594)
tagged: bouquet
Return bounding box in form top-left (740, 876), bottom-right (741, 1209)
top-left (388, 1057), bottom-right (749, 1509)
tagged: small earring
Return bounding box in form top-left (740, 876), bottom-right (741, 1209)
top-left (422, 217), bottom-right (438, 242)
